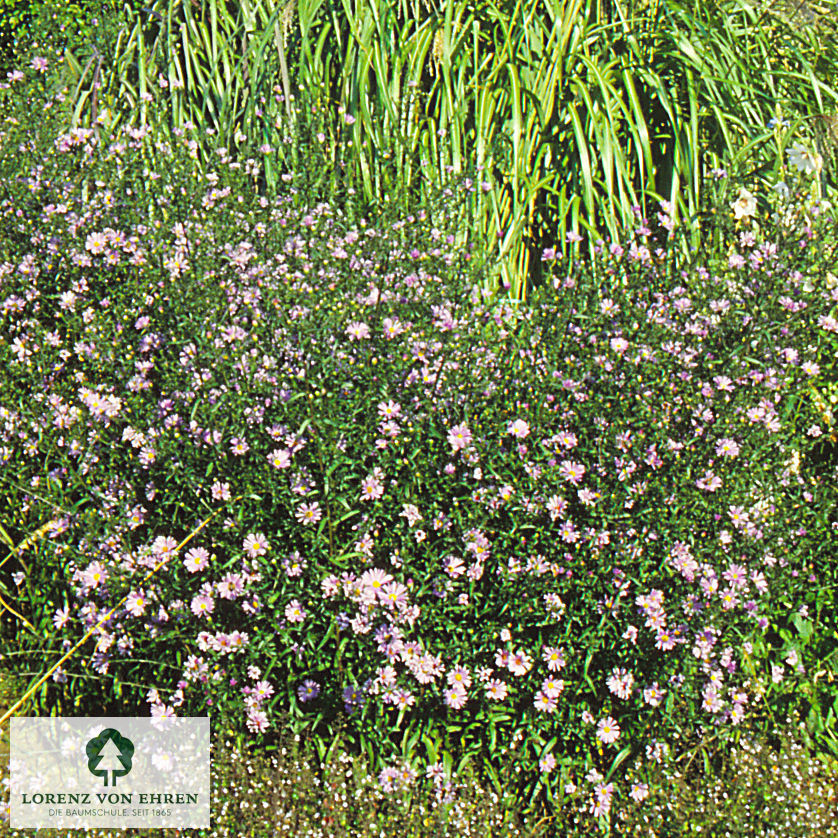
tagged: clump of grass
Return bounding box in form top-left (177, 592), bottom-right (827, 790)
top-left (609, 717), bottom-right (838, 837)
top-left (0, 704), bottom-right (838, 838)
top-left (2, 668), bottom-right (837, 836)
top-left (0, 700), bottom-right (526, 837)
top-left (206, 720), bottom-right (527, 838)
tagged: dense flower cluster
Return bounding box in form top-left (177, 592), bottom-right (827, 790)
top-left (1, 55), bottom-right (837, 822)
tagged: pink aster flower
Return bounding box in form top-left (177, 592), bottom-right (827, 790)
top-left (591, 782), bottom-right (614, 817)
top-left (394, 689), bottom-right (415, 709)
top-left (80, 561), bottom-right (108, 591)
top-left (542, 646), bottom-right (567, 672)
top-left (382, 317), bottom-right (405, 338)
top-left (541, 676), bottom-right (565, 698)
top-left (151, 702), bottom-right (176, 720)
top-left (719, 588), bottom-right (739, 610)
top-left (228, 630), bottom-right (249, 650)
top-left (507, 419), bottom-right (530, 439)
top-left (447, 423), bottom-right (472, 452)
top-left (407, 652), bottom-right (442, 685)
top-left (485, 679), bottom-right (508, 700)
top-left (607, 667), bottom-right (634, 700)
top-left (443, 683), bottom-right (468, 709)
top-left (443, 555), bottom-right (465, 577)
top-left (596, 716), bottom-right (620, 744)
top-left (296, 502), bottom-right (322, 525)
top-left (696, 470), bottom-right (723, 492)
top-left (284, 599), bottom-right (306, 623)
top-left (246, 709), bottom-right (269, 733)
top-left (546, 495), bottom-right (568, 521)
top-left (728, 506), bottom-right (749, 528)
top-left (211, 481), bottom-right (231, 500)
top-left (345, 321), bottom-right (370, 340)
top-left (558, 460), bottom-right (586, 485)
top-left (751, 572), bottom-right (769, 599)
top-left (379, 581), bottom-right (408, 610)
top-left (230, 437), bottom-right (250, 456)
top-left (643, 683), bottom-right (665, 706)
top-left (533, 690), bottom-right (558, 713)
top-left (243, 533), bottom-right (270, 557)
top-left (655, 630), bottom-right (676, 651)
top-left (400, 761), bottom-right (419, 787)
top-left (359, 567), bottom-right (393, 594)
top-left (378, 766), bottom-right (401, 793)
top-left (213, 633), bottom-right (233, 654)
top-left (125, 589), bottom-right (148, 617)
top-left (151, 535), bottom-right (179, 564)
top-left (378, 400), bottom-right (401, 418)
top-left (426, 762), bottom-right (446, 786)
top-left (507, 649), bottom-right (533, 676)
top-left (191, 594), bottom-right (214, 618)
top-left (360, 473), bottom-right (384, 501)
top-left (817, 314), bottom-right (838, 333)
top-left (560, 520), bottom-right (579, 543)
top-left (715, 438), bottom-right (740, 458)
top-left (217, 572), bottom-right (244, 600)
top-left (268, 448), bottom-right (292, 469)
top-left (85, 231), bottom-right (107, 255)
top-left (400, 503), bottom-right (422, 526)
top-left (252, 680), bottom-right (275, 702)
top-left (446, 666), bottom-right (472, 688)
top-left (723, 563), bottom-right (748, 589)
top-left (184, 547), bottom-right (210, 573)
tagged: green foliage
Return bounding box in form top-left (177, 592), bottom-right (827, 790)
top-left (1, 13), bottom-right (838, 835)
top-left (48, 0), bottom-right (838, 299)
top-left (1, 708), bottom-right (835, 835)
top-left (615, 720), bottom-right (838, 837)
top-left (0, 0), bottom-right (137, 70)
top-left (0, 0), bottom-right (32, 69)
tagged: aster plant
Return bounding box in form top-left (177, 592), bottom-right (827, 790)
top-left (1, 32), bottom-right (838, 834)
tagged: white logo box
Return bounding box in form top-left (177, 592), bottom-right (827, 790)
top-left (10, 716), bottom-right (210, 828)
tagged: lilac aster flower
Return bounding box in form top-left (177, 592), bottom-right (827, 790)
top-left (343, 683), bottom-right (366, 714)
top-left (298, 679), bottom-right (320, 703)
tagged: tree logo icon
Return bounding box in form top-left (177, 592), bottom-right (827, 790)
top-left (86, 728), bottom-right (134, 786)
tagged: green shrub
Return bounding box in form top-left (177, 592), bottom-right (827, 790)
top-left (0, 0), bottom-right (32, 69)
top-left (1, 20), bottom-right (837, 836)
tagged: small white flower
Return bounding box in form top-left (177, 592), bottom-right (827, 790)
top-left (787, 142), bottom-right (823, 175)
top-left (731, 188), bottom-right (757, 220)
